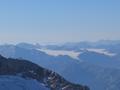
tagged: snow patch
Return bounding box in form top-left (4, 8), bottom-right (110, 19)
top-left (38, 49), bottom-right (81, 59)
top-left (86, 48), bottom-right (116, 57)
top-left (0, 76), bottom-right (49, 90)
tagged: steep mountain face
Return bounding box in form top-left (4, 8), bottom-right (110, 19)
top-left (0, 55), bottom-right (89, 90)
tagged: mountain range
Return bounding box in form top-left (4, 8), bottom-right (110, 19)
top-left (0, 40), bottom-right (120, 90)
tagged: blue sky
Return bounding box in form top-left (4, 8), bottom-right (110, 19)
top-left (0, 0), bottom-right (120, 44)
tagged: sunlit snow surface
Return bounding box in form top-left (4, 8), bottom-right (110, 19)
top-left (0, 76), bottom-right (49, 90)
top-left (38, 49), bottom-right (81, 59)
top-left (38, 48), bottom-right (116, 60)
top-left (86, 48), bottom-right (116, 57)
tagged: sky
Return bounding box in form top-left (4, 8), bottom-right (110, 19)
top-left (0, 0), bottom-right (120, 44)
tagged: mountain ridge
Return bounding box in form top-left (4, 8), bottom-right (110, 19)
top-left (0, 55), bottom-right (89, 90)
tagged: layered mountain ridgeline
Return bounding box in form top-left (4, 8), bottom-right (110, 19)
top-left (1, 44), bottom-right (120, 90)
top-left (0, 55), bottom-right (89, 90)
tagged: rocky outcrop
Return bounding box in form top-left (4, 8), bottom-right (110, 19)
top-left (0, 55), bottom-right (89, 90)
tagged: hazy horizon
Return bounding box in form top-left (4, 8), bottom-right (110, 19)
top-left (0, 39), bottom-right (120, 45)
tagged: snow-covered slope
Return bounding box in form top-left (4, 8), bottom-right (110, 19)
top-left (86, 48), bottom-right (116, 57)
top-left (0, 76), bottom-right (49, 90)
top-left (37, 48), bottom-right (116, 60)
top-left (38, 48), bottom-right (81, 59)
